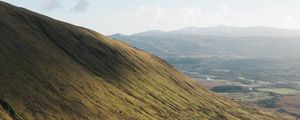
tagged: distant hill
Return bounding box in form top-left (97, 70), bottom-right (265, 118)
top-left (110, 23), bottom-right (300, 84)
top-left (131, 25), bottom-right (300, 37)
top-left (111, 26), bottom-right (300, 58)
top-left (0, 1), bottom-right (285, 120)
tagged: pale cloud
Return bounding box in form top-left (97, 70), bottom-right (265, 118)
top-left (5, 0), bottom-right (300, 34)
top-left (94, 5), bottom-right (239, 34)
top-left (286, 14), bottom-right (294, 22)
top-left (73, 0), bottom-right (89, 12)
top-left (221, 4), bottom-right (232, 15)
top-left (55, 3), bottom-right (300, 35)
top-left (181, 8), bottom-right (203, 18)
top-left (152, 6), bottom-right (164, 21)
top-left (39, 0), bottom-right (89, 12)
top-left (134, 5), bottom-right (165, 21)
top-left (181, 8), bottom-right (203, 24)
top-left (40, 0), bottom-right (62, 11)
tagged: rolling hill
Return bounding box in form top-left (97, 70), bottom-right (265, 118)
top-left (111, 26), bottom-right (300, 82)
top-left (111, 27), bottom-right (300, 58)
top-left (0, 1), bottom-right (289, 120)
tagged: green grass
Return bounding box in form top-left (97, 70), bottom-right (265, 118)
top-left (219, 92), bottom-right (273, 102)
top-left (0, 107), bottom-right (12, 120)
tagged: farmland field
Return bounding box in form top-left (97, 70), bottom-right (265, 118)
top-left (257, 88), bottom-right (300, 95)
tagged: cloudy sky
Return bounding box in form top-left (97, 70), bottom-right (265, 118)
top-left (3, 0), bottom-right (300, 35)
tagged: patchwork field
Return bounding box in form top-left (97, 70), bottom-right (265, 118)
top-left (196, 79), bottom-right (300, 118)
top-left (257, 88), bottom-right (300, 95)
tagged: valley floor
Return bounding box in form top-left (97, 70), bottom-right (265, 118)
top-left (195, 78), bottom-right (300, 119)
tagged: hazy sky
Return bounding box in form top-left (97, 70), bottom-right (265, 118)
top-left (3, 0), bottom-right (300, 35)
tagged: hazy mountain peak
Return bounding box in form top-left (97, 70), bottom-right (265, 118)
top-left (215, 24), bottom-right (228, 27)
top-left (131, 29), bottom-right (165, 36)
top-left (110, 33), bottom-right (128, 37)
top-left (128, 25), bottom-right (300, 37)
top-left (177, 25), bottom-right (232, 31)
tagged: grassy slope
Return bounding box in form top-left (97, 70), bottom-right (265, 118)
top-left (0, 1), bottom-right (289, 120)
top-left (0, 107), bottom-right (12, 120)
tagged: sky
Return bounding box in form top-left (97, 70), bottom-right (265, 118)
top-left (3, 0), bottom-right (300, 35)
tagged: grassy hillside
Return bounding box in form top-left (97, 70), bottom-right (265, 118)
top-left (0, 1), bottom-right (291, 120)
top-left (0, 107), bottom-right (12, 120)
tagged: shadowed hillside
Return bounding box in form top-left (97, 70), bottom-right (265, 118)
top-left (0, 1), bottom-right (291, 120)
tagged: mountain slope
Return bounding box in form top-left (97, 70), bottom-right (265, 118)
top-left (0, 2), bottom-right (288, 120)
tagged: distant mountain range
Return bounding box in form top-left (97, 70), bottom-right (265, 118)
top-left (111, 25), bottom-right (300, 58)
top-left (110, 24), bottom-right (300, 84)
top-left (131, 25), bottom-right (300, 37)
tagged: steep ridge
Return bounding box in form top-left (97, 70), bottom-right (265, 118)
top-left (0, 1), bottom-right (289, 120)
